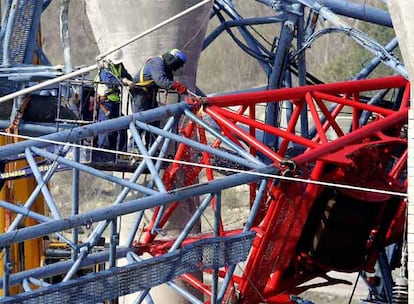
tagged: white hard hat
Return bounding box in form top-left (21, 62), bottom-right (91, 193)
top-left (107, 49), bottom-right (123, 64)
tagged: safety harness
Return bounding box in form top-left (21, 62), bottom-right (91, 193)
top-left (134, 55), bottom-right (164, 90)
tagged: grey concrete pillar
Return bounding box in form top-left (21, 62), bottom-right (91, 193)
top-left (85, 1), bottom-right (213, 303)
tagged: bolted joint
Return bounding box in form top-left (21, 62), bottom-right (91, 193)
top-left (5, 262), bottom-right (13, 272)
top-left (111, 233), bottom-right (120, 245)
top-left (279, 159), bottom-right (296, 176)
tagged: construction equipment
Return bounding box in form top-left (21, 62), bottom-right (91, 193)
top-left (0, 1), bottom-right (409, 304)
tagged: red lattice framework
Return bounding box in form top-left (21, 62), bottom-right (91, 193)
top-left (136, 76), bottom-right (409, 304)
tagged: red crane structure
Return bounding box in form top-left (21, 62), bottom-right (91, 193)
top-left (0, 1), bottom-right (409, 304)
top-left (135, 75), bottom-right (408, 303)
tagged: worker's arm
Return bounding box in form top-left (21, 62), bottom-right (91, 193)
top-left (121, 77), bottom-right (135, 88)
top-left (120, 62), bottom-right (133, 82)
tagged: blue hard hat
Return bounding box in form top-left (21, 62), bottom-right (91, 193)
top-left (169, 49), bottom-right (187, 63)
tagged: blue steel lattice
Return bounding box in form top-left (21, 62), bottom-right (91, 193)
top-left (0, 1), bottom-right (408, 304)
top-left (0, 233), bottom-right (254, 304)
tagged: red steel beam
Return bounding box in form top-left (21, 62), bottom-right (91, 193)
top-left (293, 108), bottom-right (407, 167)
top-left (207, 76), bottom-right (408, 107)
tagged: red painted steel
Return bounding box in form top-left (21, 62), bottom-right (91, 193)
top-left (136, 76), bottom-right (409, 303)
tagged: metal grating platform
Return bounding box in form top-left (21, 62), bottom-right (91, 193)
top-left (0, 232), bottom-right (255, 304)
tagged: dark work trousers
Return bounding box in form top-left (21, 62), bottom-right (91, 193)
top-left (131, 88), bottom-right (160, 149)
top-left (98, 101), bottom-right (127, 153)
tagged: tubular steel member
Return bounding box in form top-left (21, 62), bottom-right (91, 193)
top-left (129, 76), bottom-right (408, 303)
top-left (0, 76), bottom-right (408, 304)
top-left (0, 1), bottom-right (409, 303)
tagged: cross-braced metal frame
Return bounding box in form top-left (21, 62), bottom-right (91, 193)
top-left (0, 1), bottom-right (409, 304)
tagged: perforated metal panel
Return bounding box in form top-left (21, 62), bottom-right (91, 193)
top-left (0, 232), bottom-right (255, 304)
top-left (0, 0), bottom-right (41, 64)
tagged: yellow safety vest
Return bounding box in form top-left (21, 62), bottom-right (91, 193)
top-left (95, 63), bottom-right (123, 102)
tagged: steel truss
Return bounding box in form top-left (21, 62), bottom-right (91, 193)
top-left (0, 1), bottom-right (409, 304)
top-left (0, 75), bottom-right (408, 303)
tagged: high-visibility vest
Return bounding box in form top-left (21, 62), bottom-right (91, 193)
top-left (95, 63), bottom-right (123, 102)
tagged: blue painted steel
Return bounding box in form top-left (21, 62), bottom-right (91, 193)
top-left (0, 1), bottom-right (406, 302)
top-left (0, 102), bottom-right (190, 158)
top-left (23, 0), bottom-right (43, 64)
top-left (165, 281), bottom-right (204, 304)
top-left (22, 279), bottom-right (31, 291)
top-left (311, 0), bottom-right (392, 27)
top-left (217, 179), bottom-right (268, 302)
top-left (0, 65), bottom-right (62, 74)
top-left (109, 219), bottom-right (117, 268)
top-left (130, 123), bottom-right (166, 192)
top-left (297, 0), bottom-right (408, 78)
top-left (1, 0), bottom-right (43, 65)
top-left (33, 45), bottom-right (52, 65)
top-left (0, 248), bottom-right (133, 287)
top-left (0, 199), bottom-right (51, 223)
top-left (296, 4), bottom-right (309, 138)
top-left (184, 109), bottom-right (263, 166)
top-left (2, 247), bottom-right (10, 296)
top-left (0, 233), bottom-right (255, 304)
top-left (129, 122), bottom-right (168, 235)
top-left (172, 194), bottom-right (213, 251)
top-left (0, 165), bottom-right (276, 247)
top-left (31, 147), bottom-right (159, 196)
top-left (124, 118), bottom-right (178, 247)
top-left (42, 0), bottom-right (53, 11)
top-left (212, 191), bottom-right (221, 303)
top-left (2, 0), bottom-right (18, 66)
top-left (7, 145), bottom-right (70, 231)
top-left (0, 121), bottom-right (75, 136)
top-left (136, 194), bottom-right (215, 303)
top-left (265, 13), bottom-right (297, 149)
top-left (284, 68), bottom-right (294, 126)
top-left (132, 119), bottom-right (263, 170)
top-left (28, 277), bottom-right (50, 288)
top-left (213, 0), bottom-right (272, 74)
top-left (72, 146), bottom-right (80, 259)
top-left (0, 1), bottom-right (10, 47)
top-left (258, 0), bottom-right (392, 27)
top-left (25, 148), bottom-right (61, 219)
top-left (203, 14), bottom-right (287, 52)
top-left (355, 37), bottom-right (399, 80)
top-left (377, 250), bottom-right (394, 303)
top-left (0, 71), bottom-right (62, 79)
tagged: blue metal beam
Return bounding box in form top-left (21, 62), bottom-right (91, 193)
top-left (0, 248), bottom-right (133, 286)
top-left (264, 11), bottom-right (298, 148)
top-left (0, 165), bottom-right (277, 247)
top-left (0, 102), bottom-right (190, 158)
top-left (310, 0), bottom-right (392, 27)
top-left (257, 0), bottom-right (392, 27)
top-left (213, 0), bottom-right (273, 74)
top-left (203, 14), bottom-right (287, 50)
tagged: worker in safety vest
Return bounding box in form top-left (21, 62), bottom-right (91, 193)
top-left (95, 49), bottom-right (133, 160)
top-left (131, 48), bottom-right (188, 148)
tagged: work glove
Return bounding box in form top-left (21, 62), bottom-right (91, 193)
top-left (172, 81), bottom-right (188, 95)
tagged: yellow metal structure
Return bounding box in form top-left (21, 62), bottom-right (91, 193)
top-left (0, 135), bottom-right (45, 295)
